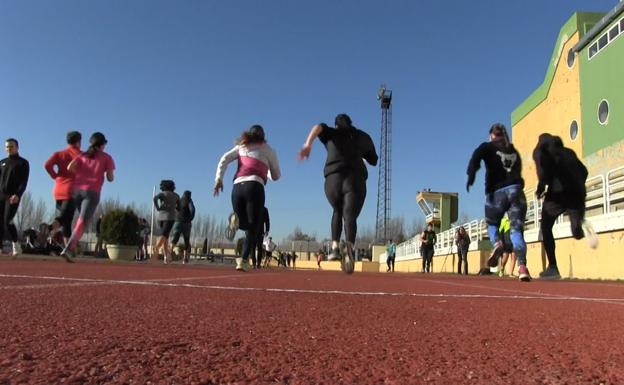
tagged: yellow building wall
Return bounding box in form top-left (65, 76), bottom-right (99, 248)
top-left (381, 229), bottom-right (624, 280)
top-left (513, 32), bottom-right (583, 188)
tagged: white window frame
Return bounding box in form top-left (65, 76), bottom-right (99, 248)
top-left (598, 99), bottom-right (610, 125)
top-left (588, 16), bottom-right (624, 61)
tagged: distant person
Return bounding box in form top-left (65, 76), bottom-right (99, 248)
top-left (455, 226), bottom-right (470, 275)
top-left (498, 215), bottom-right (516, 277)
top-left (263, 235), bottom-right (276, 268)
top-left (291, 252), bottom-right (298, 270)
top-left (420, 224), bottom-right (436, 273)
top-left (44, 131), bottom-right (81, 246)
top-left (171, 190), bottom-right (195, 264)
top-left (138, 218), bottom-right (150, 260)
top-left (298, 114), bottom-right (378, 274)
top-left (94, 214), bottom-right (104, 256)
top-left (316, 249), bottom-right (325, 270)
top-left (153, 180), bottom-right (179, 264)
top-left (254, 207), bottom-right (270, 269)
top-left (533, 133), bottom-right (597, 280)
top-left (214, 125), bottom-right (281, 272)
top-left (0, 138), bottom-right (30, 256)
top-left (386, 239), bottom-right (396, 272)
top-left (466, 123), bottom-right (531, 282)
top-left (286, 251), bottom-right (292, 268)
top-left (61, 132), bottom-right (115, 262)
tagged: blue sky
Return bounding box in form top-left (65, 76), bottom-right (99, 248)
top-left (0, 0), bottom-right (618, 240)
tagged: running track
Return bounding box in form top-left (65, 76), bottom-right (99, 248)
top-left (1, 257), bottom-right (623, 384)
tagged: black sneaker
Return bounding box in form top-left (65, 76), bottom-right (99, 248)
top-left (341, 243), bottom-right (355, 275)
top-left (487, 241), bottom-right (504, 274)
top-left (539, 266), bottom-right (561, 280)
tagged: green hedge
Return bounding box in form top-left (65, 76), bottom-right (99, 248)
top-left (101, 208), bottom-right (141, 246)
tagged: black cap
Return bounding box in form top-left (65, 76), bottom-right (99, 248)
top-left (66, 131), bottom-right (82, 145)
top-left (90, 132), bottom-right (107, 146)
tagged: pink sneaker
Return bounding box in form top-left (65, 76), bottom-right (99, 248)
top-left (518, 265), bottom-right (531, 282)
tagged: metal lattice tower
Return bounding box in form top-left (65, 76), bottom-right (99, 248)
top-left (375, 85), bottom-right (392, 242)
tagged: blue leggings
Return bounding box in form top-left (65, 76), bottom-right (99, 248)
top-left (484, 184), bottom-right (527, 265)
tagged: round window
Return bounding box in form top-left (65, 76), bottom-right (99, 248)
top-left (598, 100), bottom-right (609, 125)
top-left (567, 49), bottom-right (576, 68)
top-left (570, 120), bottom-right (578, 140)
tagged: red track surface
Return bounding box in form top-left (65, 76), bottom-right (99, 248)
top-left (1, 257), bottom-right (624, 385)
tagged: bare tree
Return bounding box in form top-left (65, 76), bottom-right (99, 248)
top-left (408, 218), bottom-right (425, 239)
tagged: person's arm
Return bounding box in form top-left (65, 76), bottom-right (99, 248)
top-left (214, 146), bottom-right (239, 196)
top-left (189, 200), bottom-right (196, 221)
top-left (153, 193), bottom-right (162, 211)
top-left (44, 153), bottom-right (59, 179)
top-left (105, 156), bottom-right (115, 182)
top-left (267, 147), bottom-right (281, 181)
top-left (466, 144), bottom-right (485, 192)
top-left (433, 233), bottom-right (437, 246)
top-left (297, 124), bottom-right (325, 160)
top-left (16, 160), bottom-right (29, 198)
top-left (265, 208), bottom-right (270, 233)
top-left (362, 133), bottom-right (379, 166)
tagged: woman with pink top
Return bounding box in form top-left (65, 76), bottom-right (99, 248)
top-left (61, 132), bottom-right (115, 262)
top-left (214, 125), bottom-right (280, 272)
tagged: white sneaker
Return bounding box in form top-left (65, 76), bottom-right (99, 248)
top-left (12, 242), bottom-right (22, 256)
top-left (583, 221), bottom-right (599, 249)
top-left (235, 257), bottom-right (250, 272)
top-left (225, 213), bottom-right (239, 241)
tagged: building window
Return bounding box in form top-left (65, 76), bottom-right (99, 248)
top-left (589, 42), bottom-right (599, 59)
top-left (621, 17), bottom-right (624, 32)
top-left (609, 24), bottom-right (619, 41)
top-left (569, 120), bottom-right (579, 140)
top-left (598, 100), bottom-right (609, 125)
top-left (598, 33), bottom-right (608, 50)
top-left (567, 49), bottom-right (575, 68)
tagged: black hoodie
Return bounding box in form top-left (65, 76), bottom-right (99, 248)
top-left (317, 123), bottom-right (378, 180)
top-left (532, 134), bottom-right (587, 199)
top-left (0, 154), bottom-right (30, 199)
top-left (467, 140), bottom-right (524, 194)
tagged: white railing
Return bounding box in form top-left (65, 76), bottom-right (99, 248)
top-left (396, 165), bottom-right (624, 259)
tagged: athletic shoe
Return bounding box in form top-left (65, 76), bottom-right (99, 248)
top-left (11, 242), bottom-right (22, 257)
top-left (328, 247), bottom-right (341, 261)
top-left (225, 213), bottom-right (239, 241)
top-left (341, 243), bottom-right (355, 275)
top-left (539, 265), bottom-right (561, 280)
top-left (583, 220), bottom-right (599, 249)
top-left (518, 264), bottom-right (531, 282)
top-left (235, 257), bottom-right (251, 272)
top-left (487, 241), bottom-right (504, 274)
top-left (60, 248), bottom-right (76, 263)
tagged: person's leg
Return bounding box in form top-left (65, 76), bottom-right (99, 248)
top-left (182, 223), bottom-right (191, 263)
top-left (422, 250), bottom-right (426, 273)
top-left (463, 247), bottom-right (469, 275)
top-left (241, 182), bottom-right (265, 265)
top-left (484, 188), bottom-right (510, 272)
top-left (55, 199), bottom-right (74, 244)
top-left (231, 183), bottom-right (250, 231)
top-left (161, 221), bottom-right (174, 263)
top-left (0, 198), bottom-right (7, 244)
top-left (507, 186), bottom-right (530, 281)
top-left (65, 191), bottom-right (100, 260)
top-left (6, 201), bottom-right (20, 243)
top-left (387, 255), bottom-right (391, 272)
top-left (391, 256), bottom-right (395, 272)
top-left (324, 174), bottom-right (344, 257)
top-left (342, 176), bottom-right (367, 245)
top-left (540, 198), bottom-right (563, 269)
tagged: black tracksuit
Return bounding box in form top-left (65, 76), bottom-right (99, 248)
top-left (318, 123), bottom-right (378, 243)
top-left (0, 154), bottom-right (30, 242)
top-left (533, 134), bottom-right (588, 268)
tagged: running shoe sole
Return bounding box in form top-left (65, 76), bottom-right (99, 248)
top-left (583, 221), bottom-right (599, 249)
top-left (487, 242), bottom-right (503, 274)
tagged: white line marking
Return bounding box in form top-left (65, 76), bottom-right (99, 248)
top-left (1, 274), bottom-right (624, 305)
top-left (1, 282), bottom-right (108, 290)
top-left (144, 273), bottom-right (281, 282)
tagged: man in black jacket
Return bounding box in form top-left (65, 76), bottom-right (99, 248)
top-left (466, 124), bottom-right (531, 282)
top-left (171, 190), bottom-right (195, 264)
top-left (533, 133), bottom-right (596, 279)
top-left (0, 138), bottom-right (30, 256)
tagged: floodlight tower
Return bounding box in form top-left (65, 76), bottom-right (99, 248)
top-left (375, 85), bottom-right (392, 242)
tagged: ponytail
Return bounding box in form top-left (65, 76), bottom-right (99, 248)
top-left (237, 125), bottom-right (266, 146)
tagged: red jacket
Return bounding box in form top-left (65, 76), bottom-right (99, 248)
top-left (44, 146), bottom-right (81, 200)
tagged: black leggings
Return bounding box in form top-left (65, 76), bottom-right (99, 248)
top-left (457, 246), bottom-right (468, 275)
top-left (540, 194), bottom-right (585, 268)
top-left (232, 181), bottom-right (265, 262)
top-left (55, 199), bottom-right (76, 239)
top-left (422, 248), bottom-right (434, 272)
top-left (324, 173), bottom-right (366, 243)
top-left (0, 198), bottom-right (19, 242)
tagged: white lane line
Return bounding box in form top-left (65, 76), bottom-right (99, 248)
top-left (1, 273), bottom-right (624, 305)
top-left (419, 278), bottom-right (569, 298)
top-left (1, 282), bottom-right (108, 290)
top-left (144, 273), bottom-right (281, 282)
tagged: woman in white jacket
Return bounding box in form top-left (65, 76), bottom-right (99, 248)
top-left (214, 125), bottom-right (281, 271)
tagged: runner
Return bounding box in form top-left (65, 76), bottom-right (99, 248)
top-left (171, 190), bottom-right (195, 264)
top-left (44, 131), bottom-right (82, 246)
top-left (533, 133), bottom-right (597, 280)
top-left (214, 125), bottom-right (281, 272)
top-left (153, 180), bottom-right (179, 264)
top-left (298, 114), bottom-right (378, 274)
top-left (466, 123), bottom-right (531, 281)
top-left (0, 138), bottom-right (30, 256)
top-left (61, 132), bottom-right (115, 262)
